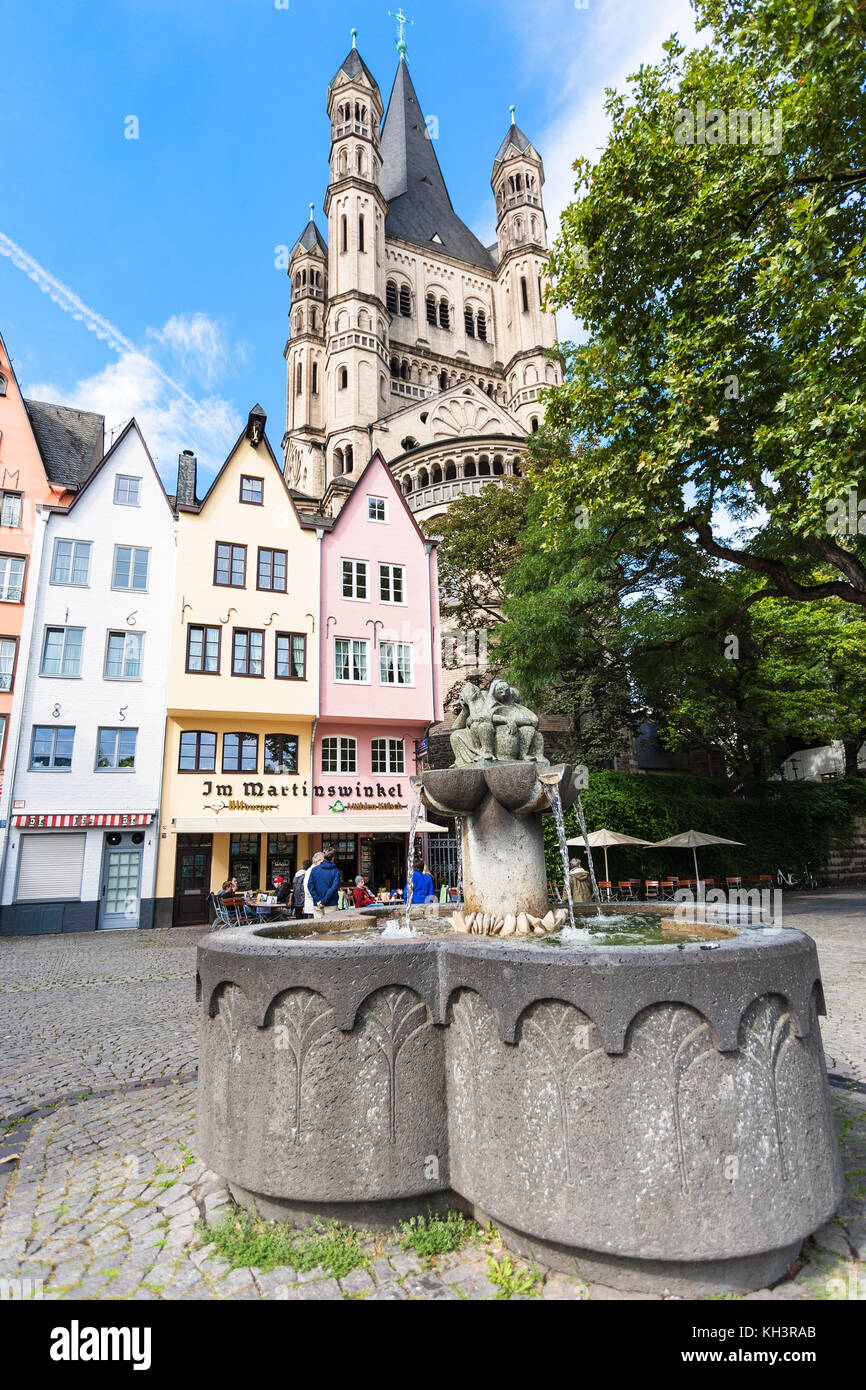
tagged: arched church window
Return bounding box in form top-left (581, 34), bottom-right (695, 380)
top-left (294, 272), bottom-right (301, 290)
top-left (493, 455), bottom-right (504, 475)
top-left (513, 461), bottom-right (522, 477)
top-left (356, 148), bottom-right (364, 174)
top-left (477, 311), bottom-right (487, 341)
top-left (403, 475), bottom-right (413, 494)
top-left (478, 456), bottom-right (491, 476)
top-left (530, 418), bottom-right (539, 432)
top-left (464, 307), bottom-right (475, 338)
top-left (400, 360), bottom-right (409, 381)
top-left (418, 469), bottom-right (429, 489)
top-left (509, 176), bottom-right (515, 194)
top-left (345, 445), bottom-right (354, 473)
top-left (431, 465), bottom-right (442, 483)
top-left (340, 216), bottom-right (348, 253)
top-left (399, 285), bottom-right (411, 317)
top-left (295, 362), bottom-right (302, 395)
top-left (386, 281), bottom-right (398, 314)
top-left (515, 173), bottom-right (523, 191)
top-left (463, 459), bottom-right (476, 479)
top-left (439, 371), bottom-right (448, 391)
top-left (445, 462), bottom-right (456, 481)
top-left (426, 293), bottom-right (437, 326)
top-left (438, 300), bottom-right (450, 330)
top-left (520, 277), bottom-right (529, 312)
top-left (312, 363), bottom-right (318, 395)
top-left (339, 367), bottom-right (348, 390)
top-left (333, 447), bottom-right (344, 476)
top-left (339, 149), bottom-right (348, 175)
top-left (390, 357), bottom-right (399, 378)
top-left (358, 215), bottom-right (365, 252)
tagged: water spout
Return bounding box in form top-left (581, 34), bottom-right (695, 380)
top-left (545, 783), bottom-right (576, 932)
top-left (404, 788), bottom-right (423, 933)
top-left (573, 790), bottom-right (604, 918)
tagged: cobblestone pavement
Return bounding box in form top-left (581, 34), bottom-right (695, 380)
top-left (0, 902), bottom-right (864, 1301)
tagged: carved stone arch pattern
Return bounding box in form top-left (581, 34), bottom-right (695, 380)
top-left (430, 395), bottom-right (501, 439)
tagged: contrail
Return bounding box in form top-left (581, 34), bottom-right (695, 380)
top-left (0, 230), bottom-right (220, 430)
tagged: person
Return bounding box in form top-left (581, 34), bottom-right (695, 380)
top-left (291, 860), bottom-right (310, 918)
top-left (308, 848), bottom-right (341, 918)
top-left (217, 877), bottom-right (239, 900)
top-left (403, 857), bottom-right (435, 905)
top-left (302, 852), bottom-right (324, 917)
top-left (350, 875), bottom-right (376, 909)
top-left (274, 875), bottom-right (292, 906)
top-left (568, 856), bottom-right (593, 904)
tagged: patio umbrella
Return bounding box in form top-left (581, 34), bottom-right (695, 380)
top-left (650, 830), bottom-right (744, 884)
top-left (565, 828), bottom-right (653, 882)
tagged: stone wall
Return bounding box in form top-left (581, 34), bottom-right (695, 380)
top-left (824, 816), bottom-right (866, 885)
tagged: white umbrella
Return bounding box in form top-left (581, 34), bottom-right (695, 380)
top-left (565, 828), bottom-right (653, 882)
top-left (650, 829), bottom-right (744, 884)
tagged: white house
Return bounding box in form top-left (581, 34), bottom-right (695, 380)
top-left (0, 422), bottom-right (176, 932)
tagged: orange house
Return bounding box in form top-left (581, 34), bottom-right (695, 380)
top-left (0, 329), bottom-right (103, 786)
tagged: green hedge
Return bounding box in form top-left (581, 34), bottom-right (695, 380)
top-left (544, 772), bottom-right (866, 885)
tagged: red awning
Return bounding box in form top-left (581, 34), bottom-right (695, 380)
top-left (13, 812), bottom-right (155, 829)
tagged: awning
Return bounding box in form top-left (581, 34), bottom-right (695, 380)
top-left (13, 812), bottom-right (155, 829)
top-left (171, 814), bottom-right (448, 835)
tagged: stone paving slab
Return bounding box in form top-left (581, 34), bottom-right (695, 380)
top-left (0, 905), bottom-right (865, 1301)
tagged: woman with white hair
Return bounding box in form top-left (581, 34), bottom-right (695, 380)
top-left (303, 851), bottom-right (324, 918)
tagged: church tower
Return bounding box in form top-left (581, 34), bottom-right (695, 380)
top-left (284, 215), bottom-right (328, 496)
top-left (322, 35), bottom-right (388, 491)
top-left (491, 116), bottom-right (560, 434)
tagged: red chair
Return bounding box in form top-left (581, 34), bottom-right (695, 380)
top-left (598, 880), bottom-right (615, 902)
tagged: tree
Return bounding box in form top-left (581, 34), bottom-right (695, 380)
top-left (541, 0), bottom-right (866, 615)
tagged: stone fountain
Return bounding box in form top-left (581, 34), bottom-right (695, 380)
top-left (196, 683), bottom-right (842, 1294)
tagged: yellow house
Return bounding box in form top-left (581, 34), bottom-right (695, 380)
top-left (154, 407), bottom-right (322, 925)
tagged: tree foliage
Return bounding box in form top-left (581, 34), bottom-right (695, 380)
top-left (541, 0), bottom-right (866, 611)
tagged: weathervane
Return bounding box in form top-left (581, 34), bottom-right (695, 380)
top-left (510, 104), bottom-right (516, 125)
top-left (388, 8), bottom-right (414, 56)
top-left (309, 202), bottom-right (315, 221)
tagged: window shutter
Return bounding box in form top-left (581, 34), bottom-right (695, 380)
top-left (17, 833), bottom-right (86, 901)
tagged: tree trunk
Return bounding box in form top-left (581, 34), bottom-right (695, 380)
top-left (842, 735), bottom-right (866, 777)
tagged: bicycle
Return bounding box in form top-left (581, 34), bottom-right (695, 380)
top-left (775, 865), bottom-right (818, 891)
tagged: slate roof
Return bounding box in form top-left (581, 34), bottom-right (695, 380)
top-left (380, 57), bottom-right (495, 271)
top-left (290, 218), bottom-right (328, 260)
top-left (24, 399), bottom-right (105, 487)
top-left (328, 45), bottom-right (380, 95)
top-left (493, 121), bottom-right (534, 164)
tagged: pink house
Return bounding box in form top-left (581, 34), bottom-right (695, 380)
top-left (313, 451), bottom-right (443, 890)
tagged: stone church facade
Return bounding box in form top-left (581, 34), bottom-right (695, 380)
top-left (281, 39), bottom-right (561, 530)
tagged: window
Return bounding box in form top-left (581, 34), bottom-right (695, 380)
top-left (41, 626), bottom-right (83, 677)
top-left (112, 545), bottom-right (149, 591)
top-left (0, 554), bottom-right (25, 602)
top-left (341, 558), bottom-right (368, 599)
top-left (179, 730), bottom-right (217, 772)
top-left (438, 301), bottom-right (450, 330)
top-left (386, 281), bottom-right (398, 313)
top-left (321, 736), bottom-right (357, 773)
top-left (30, 725), bottom-right (75, 769)
top-left (223, 732), bottom-right (259, 773)
top-left (50, 538), bottom-right (91, 586)
top-left (477, 311), bottom-right (488, 342)
top-left (465, 307), bottom-right (475, 338)
top-left (521, 276), bottom-right (529, 312)
top-left (341, 215), bottom-right (348, 253)
top-left (105, 630), bottom-right (143, 680)
top-left (367, 497), bottom-right (387, 523)
top-left (379, 641), bottom-right (412, 685)
top-left (257, 547), bottom-right (287, 592)
top-left (530, 417), bottom-right (540, 433)
top-left (379, 563), bottom-right (405, 603)
top-left (240, 476), bottom-right (264, 505)
top-left (371, 738), bottom-right (405, 774)
top-left (0, 374), bottom-right (6, 396)
top-left (114, 475), bottom-right (141, 506)
top-left (1, 493), bottom-right (22, 528)
top-left (399, 285), bottom-right (411, 317)
top-left (275, 632), bottom-right (306, 680)
top-left (0, 637), bottom-right (16, 691)
top-left (96, 727), bottom-right (138, 770)
top-left (312, 362), bottom-right (318, 394)
top-left (232, 628), bottom-right (264, 676)
top-left (426, 294), bottom-right (437, 326)
top-left (264, 734), bottom-right (299, 774)
top-left (214, 542), bottom-right (246, 587)
top-left (296, 362), bottom-right (302, 395)
top-left (334, 638), bottom-right (368, 682)
top-left (339, 366), bottom-right (348, 390)
top-left (358, 215), bottom-right (365, 252)
top-left (186, 624), bottom-right (220, 674)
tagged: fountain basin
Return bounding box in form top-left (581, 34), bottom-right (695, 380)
top-left (196, 923), bottom-right (842, 1293)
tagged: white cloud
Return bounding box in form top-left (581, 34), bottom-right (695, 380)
top-left (29, 349), bottom-right (242, 484)
top-left (147, 312), bottom-right (248, 391)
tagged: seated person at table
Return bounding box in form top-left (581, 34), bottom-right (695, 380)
top-left (403, 858), bottom-right (435, 905)
top-left (274, 876), bottom-right (292, 905)
top-left (217, 878), bottom-right (239, 900)
top-left (350, 875), bottom-right (376, 908)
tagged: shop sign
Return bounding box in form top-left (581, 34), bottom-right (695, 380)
top-left (13, 812), bottom-right (153, 829)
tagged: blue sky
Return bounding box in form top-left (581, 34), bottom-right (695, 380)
top-left (1, 0), bottom-right (698, 490)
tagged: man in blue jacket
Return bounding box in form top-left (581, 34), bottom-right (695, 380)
top-left (308, 847), bottom-right (341, 918)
